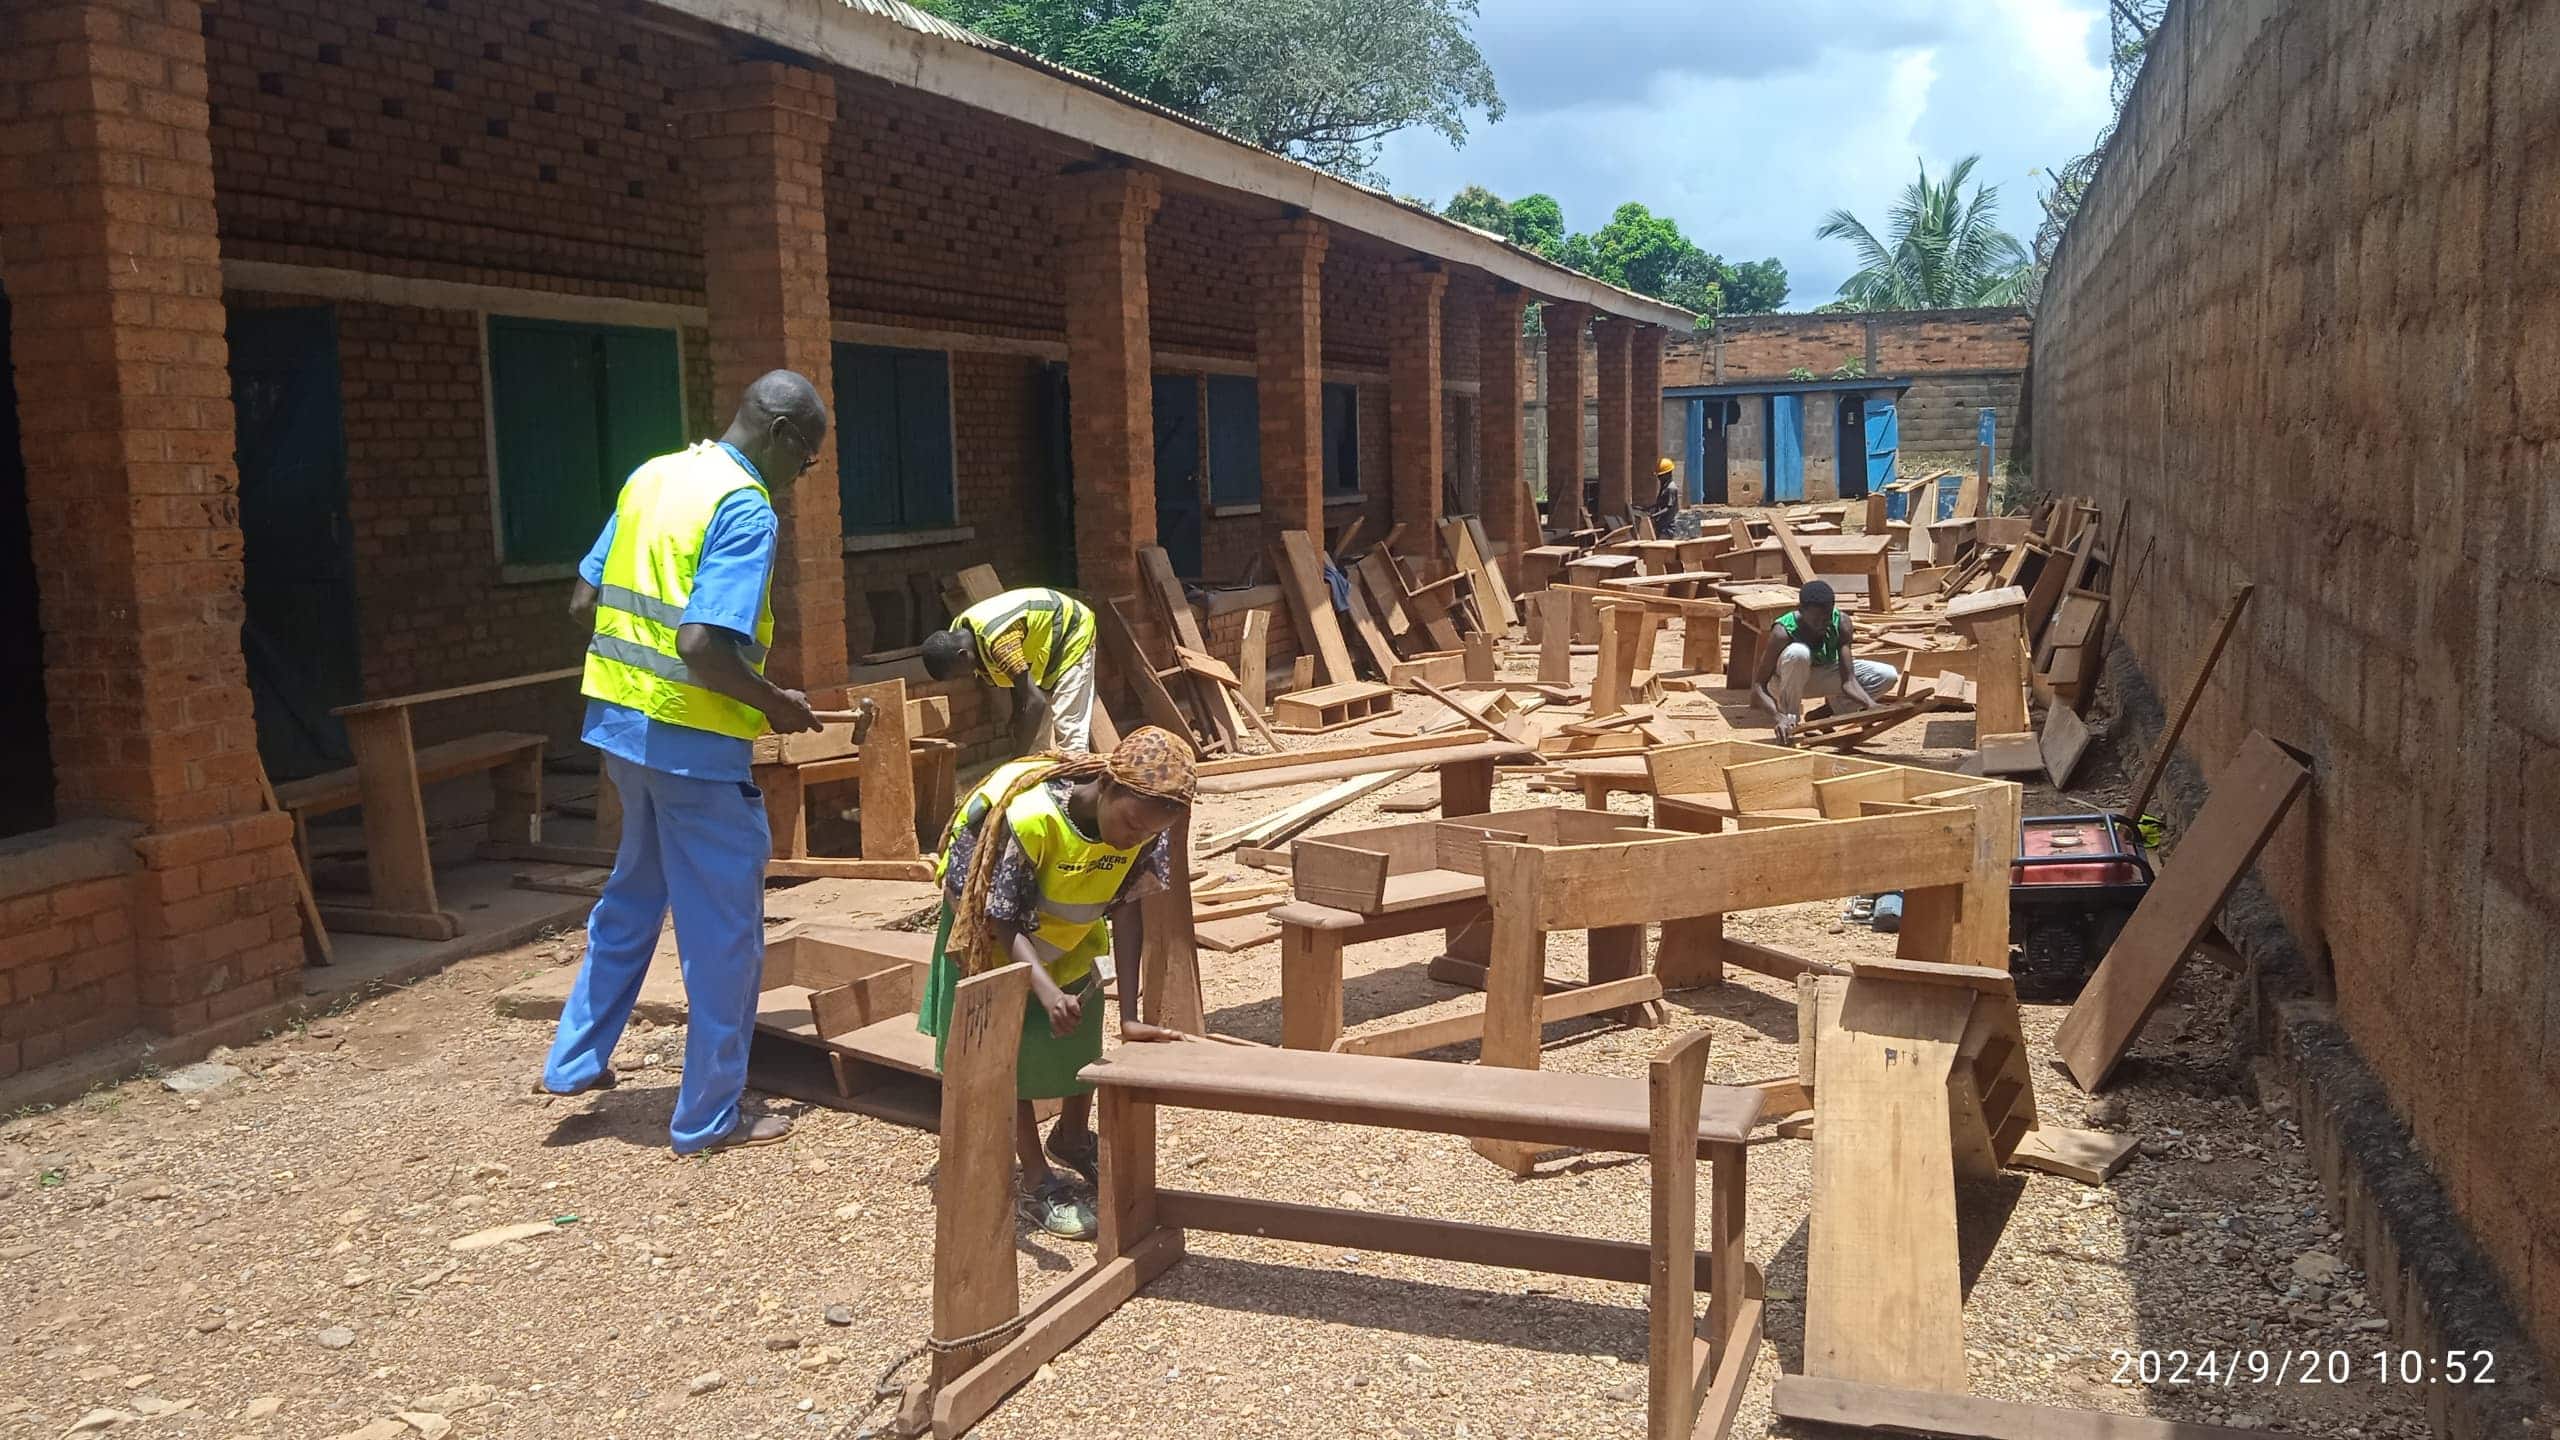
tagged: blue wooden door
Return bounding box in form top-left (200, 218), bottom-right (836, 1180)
top-left (1865, 398), bottom-right (1901, 497)
top-left (1768, 394), bottom-right (1805, 503)
top-left (230, 305), bottom-right (361, 780)
top-left (1151, 375), bottom-right (1205, 577)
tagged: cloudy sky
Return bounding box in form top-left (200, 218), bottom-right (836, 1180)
top-left (1376, 0), bottom-right (2118, 310)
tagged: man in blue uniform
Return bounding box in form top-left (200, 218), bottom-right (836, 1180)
top-left (536, 370), bottom-right (844, 1155)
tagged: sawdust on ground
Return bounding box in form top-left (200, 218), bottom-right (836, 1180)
top-left (0, 625), bottom-right (2437, 1440)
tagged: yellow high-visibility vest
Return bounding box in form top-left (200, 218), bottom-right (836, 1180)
top-left (955, 589), bottom-right (1096, 690)
top-left (581, 442), bottom-right (775, 740)
top-left (936, 758), bottom-right (1145, 986)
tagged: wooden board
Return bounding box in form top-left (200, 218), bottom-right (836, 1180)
top-left (2040, 700), bottom-right (2092, 789)
top-left (1977, 731), bottom-right (2043, 777)
top-left (2055, 733), bottom-right (2311, 1090)
top-left (1343, 578), bottom-right (1406, 679)
top-left (2127, 583), bottom-right (2255, 818)
top-left (926, 962), bottom-right (1033, 1389)
top-left (1291, 839), bottom-right (1394, 913)
top-left (1764, 513), bottom-right (1819, 586)
top-left (1516, 808), bottom-right (1978, 932)
top-left (330, 665), bottom-right (582, 718)
top-left (1095, 595), bottom-right (1192, 739)
top-left (1538, 591), bottom-right (1573, 685)
top-left (2007, 1126), bottom-right (2139, 1185)
top-left (842, 678), bottom-right (919, 860)
top-left (1441, 515), bottom-right (1518, 631)
top-left (1274, 529), bottom-right (1358, 686)
top-left (1238, 608), bottom-right (1270, 712)
top-left (1141, 546), bottom-right (1242, 749)
top-left (1803, 978), bottom-right (1973, 1392)
top-left (1771, 1375), bottom-right (2281, 1439)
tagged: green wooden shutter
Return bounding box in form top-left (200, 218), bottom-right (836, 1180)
top-left (489, 318), bottom-right (606, 567)
top-left (892, 349), bottom-right (955, 529)
top-left (1206, 374), bottom-right (1261, 506)
top-left (597, 327), bottom-right (685, 511)
top-left (834, 343), bottom-right (903, 532)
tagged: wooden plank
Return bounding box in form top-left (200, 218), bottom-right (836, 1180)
top-left (1238, 608), bottom-right (1270, 712)
top-left (1804, 978), bottom-right (1973, 1392)
top-left (1721, 753), bottom-right (1829, 813)
top-left (1342, 578), bottom-right (1405, 679)
top-left (951, 563), bottom-right (1004, 605)
top-left (1765, 513), bottom-right (1819, 585)
top-left (1511, 808), bottom-right (1977, 932)
top-left (1142, 546), bottom-right (1243, 749)
top-left (1771, 1374), bottom-right (2280, 1440)
top-left (2041, 700), bottom-right (2092, 788)
top-left (1088, 1031), bottom-right (1761, 1149)
top-left (845, 678), bottom-right (918, 860)
top-left (928, 1230), bottom-right (1184, 1439)
top-left (1967, 613), bottom-right (2030, 738)
top-left (1592, 602), bottom-right (1641, 716)
top-left (1978, 731), bottom-right (2044, 776)
top-left (1647, 1028), bottom-right (1711, 1440)
top-left (2008, 1127), bottom-right (2139, 1185)
top-left (2056, 733), bottom-right (2311, 1089)
top-left (765, 857), bottom-right (937, 882)
top-left (1156, 1188), bottom-right (1726, 1290)
top-left (1332, 974), bottom-right (1665, 1058)
top-left (340, 708), bottom-right (442, 923)
top-left (2126, 583), bottom-right (2255, 818)
top-left (1291, 838), bottom-right (1393, 913)
top-left (256, 757), bottom-right (333, 966)
top-left (1848, 957), bottom-right (2018, 995)
top-left (1096, 595), bottom-right (1192, 738)
top-left (925, 962), bottom-right (1033, 1392)
top-left (1274, 529), bottom-right (1358, 685)
top-left (1538, 591), bottom-right (1572, 685)
top-left (1196, 738), bottom-right (1527, 796)
top-left (807, 965), bottom-right (919, 1039)
top-left (330, 664), bottom-right (581, 717)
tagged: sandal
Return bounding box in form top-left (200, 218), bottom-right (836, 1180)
top-left (684, 1113), bottom-right (792, 1156)
top-left (532, 1071), bottom-right (619, 1097)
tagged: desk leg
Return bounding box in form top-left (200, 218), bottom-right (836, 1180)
top-left (916, 747), bottom-right (956, 850)
top-left (1680, 613), bottom-right (1720, 676)
top-left (1439, 756), bottom-right (1493, 817)
top-left (1590, 925), bottom-right (1657, 1028)
top-left (1097, 1089), bottom-right (1158, 1262)
top-left (342, 709), bottom-right (452, 937)
top-left (756, 764), bottom-right (807, 860)
top-left (1139, 823), bottom-right (1205, 1035)
top-left (1578, 777), bottom-right (1610, 810)
top-left (1867, 553), bottom-right (1893, 614)
top-left (1656, 915), bottom-right (1726, 989)
top-left (489, 742), bottom-right (543, 846)
top-left (1706, 1142), bottom-right (1748, 1366)
top-left (1646, 1031), bottom-right (1710, 1440)
top-left (1279, 927), bottom-right (1344, 1051)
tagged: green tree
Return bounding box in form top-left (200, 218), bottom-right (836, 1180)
top-left (921, 0), bottom-right (1501, 182)
top-left (1442, 184), bottom-right (1513, 234)
top-left (1437, 189), bottom-right (1788, 318)
top-left (1504, 193), bottom-right (1566, 255)
top-left (1721, 258), bottom-right (1790, 315)
top-left (1815, 155), bottom-right (2031, 310)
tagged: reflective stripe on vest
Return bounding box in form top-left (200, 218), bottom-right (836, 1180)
top-left (955, 589), bottom-right (1095, 689)
top-left (936, 759), bottom-right (1143, 985)
top-left (580, 442), bottom-right (776, 740)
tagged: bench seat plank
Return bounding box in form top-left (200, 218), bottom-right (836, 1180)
top-left (1082, 1041), bottom-right (1759, 1150)
top-left (276, 731), bottom-right (547, 818)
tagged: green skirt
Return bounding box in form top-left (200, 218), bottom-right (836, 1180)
top-left (915, 907), bottom-right (1106, 1100)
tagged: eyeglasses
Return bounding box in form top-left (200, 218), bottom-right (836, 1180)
top-left (774, 416), bottom-right (822, 476)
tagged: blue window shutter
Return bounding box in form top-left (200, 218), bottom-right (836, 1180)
top-left (834, 342), bottom-right (903, 532)
top-left (1206, 374), bottom-right (1261, 506)
top-left (489, 317), bottom-right (606, 567)
top-left (893, 349), bottom-right (956, 529)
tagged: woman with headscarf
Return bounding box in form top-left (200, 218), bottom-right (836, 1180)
top-left (916, 726), bottom-right (1197, 1240)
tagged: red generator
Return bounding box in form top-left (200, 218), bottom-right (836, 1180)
top-left (2010, 812), bottom-right (2154, 1000)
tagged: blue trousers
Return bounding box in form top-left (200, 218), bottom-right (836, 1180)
top-left (542, 755), bottom-right (771, 1153)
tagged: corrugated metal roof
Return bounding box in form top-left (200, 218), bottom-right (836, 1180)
top-left (814, 0), bottom-right (1685, 322)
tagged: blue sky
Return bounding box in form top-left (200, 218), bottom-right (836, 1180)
top-left (1376, 0), bottom-right (2119, 310)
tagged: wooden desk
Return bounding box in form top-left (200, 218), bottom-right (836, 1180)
top-left (1720, 591), bottom-right (1799, 689)
top-left (1808, 535), bottom-right (1896, 613)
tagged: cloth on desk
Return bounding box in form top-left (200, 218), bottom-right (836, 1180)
top-left (539, 754), bottom-right (771, 1153)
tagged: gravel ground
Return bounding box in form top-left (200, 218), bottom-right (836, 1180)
top-left (0, 632), bottom-right (2446, 1440)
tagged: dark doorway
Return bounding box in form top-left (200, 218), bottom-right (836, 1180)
top-left (1837, 396), bottom-right (1869, 500)
top-left (1150, 374), bottom-right (1204, 578)
top-left (0, 292), bottom-right (56, 839)
top-left (229, 306), bottom-right (361, 781)
top-left (1689, 397), bottom-right (1732, 505)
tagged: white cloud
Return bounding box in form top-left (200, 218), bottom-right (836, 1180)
top-left (1383, 0), bottom-right (2116, 308)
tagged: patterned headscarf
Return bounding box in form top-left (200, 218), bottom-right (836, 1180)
top-left (947, 727), bottom-right (1197, 974)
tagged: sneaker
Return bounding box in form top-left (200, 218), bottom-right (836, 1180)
top-left (1021, 1179), bottom-right (1097, 1241)
top-left (1045, 1128), bottom-right (1100, 1188)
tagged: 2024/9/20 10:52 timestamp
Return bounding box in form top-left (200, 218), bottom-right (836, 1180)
top-left (2111, 1349), bottom-right (2496, 1386)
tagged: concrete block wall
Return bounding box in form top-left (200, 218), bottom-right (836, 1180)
top-left (2033, 0), bottom-right (2560, 1367)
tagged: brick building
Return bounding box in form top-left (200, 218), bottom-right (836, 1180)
top-left (2036, 0), bottom-right (2556, 1377)
top-left (0, 0), bottom-right (1692, 1087)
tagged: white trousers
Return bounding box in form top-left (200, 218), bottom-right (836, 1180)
top-left (1036, 654), bottom-right (1096, 754)
top-left (1771, 643), bottom-right (1900, 721)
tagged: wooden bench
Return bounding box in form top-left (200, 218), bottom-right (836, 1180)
top-left (906, 967), bottom-right (1764, 1440)
top-left (284, 666), bottom-right (579, 940)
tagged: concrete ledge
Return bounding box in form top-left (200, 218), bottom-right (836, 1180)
top-left (0, 820), bottom-right (143, 905)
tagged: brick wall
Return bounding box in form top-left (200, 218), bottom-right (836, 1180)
top-left (1662, 309), bottom-right (2030, 467)
top-left (0, 827), bottom-right (143, 1079)
top-left (2033, 0), bottom-right (2558, 1366)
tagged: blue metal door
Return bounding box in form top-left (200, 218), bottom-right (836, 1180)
top-left (1151, 375), bottom-right (1205, 577)
top-left (1768, 394), bottom-right (1805, 503)
top-left (230, 306), bottom-right (360, 780)
top-left (1865, 398), bottom-right (1900, 496)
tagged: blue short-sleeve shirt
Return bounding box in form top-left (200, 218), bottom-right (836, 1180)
top-left (579, 443), bottom-right (778, 782)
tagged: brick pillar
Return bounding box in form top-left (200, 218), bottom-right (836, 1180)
top-left (1056, 166), bottom-right (1162, 603)
top-left (1388, 264), bottom-right (1447, 559)
top-left (1543, 302), bottom-right (1592, 529)
top-left (1592, 316), bottom-right (1633, 520)
top-left (1629, 323), bottom-right (1665, 504)
top-left (685, 62), bottom-right (843, 686)
top-left (0, 0), bottom-right (302, 1039)
top-left (1251, 217), bottom-right (1327, 535)
top-left (1478, 287), bottom-right (1530, 583)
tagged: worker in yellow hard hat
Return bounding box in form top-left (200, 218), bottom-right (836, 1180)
top-left (1644, 456), bottom-right (1682, 531)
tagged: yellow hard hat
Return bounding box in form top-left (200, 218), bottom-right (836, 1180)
top-left (1655, 457), bottom-right (1677, 476)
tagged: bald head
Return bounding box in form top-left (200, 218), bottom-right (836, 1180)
top-left (723, 369), bottom-right (829, 483)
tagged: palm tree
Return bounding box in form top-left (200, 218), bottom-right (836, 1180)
top-left (1816, 156), bottom-right (2033, 310)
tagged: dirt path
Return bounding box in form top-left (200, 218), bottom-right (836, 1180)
top-left (0, 645), bottom-right (2434, 1439)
